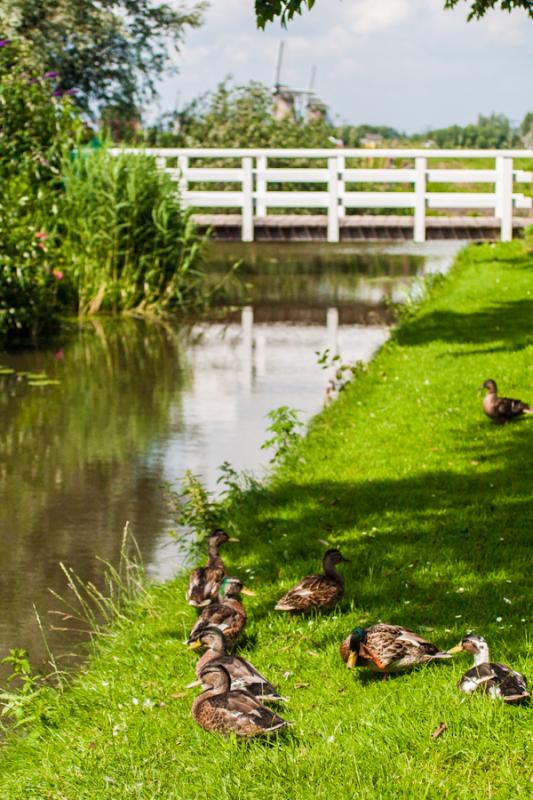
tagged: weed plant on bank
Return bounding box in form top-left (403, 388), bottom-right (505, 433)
top-left (0, 241), bottom-right (532, 798)
top-left (58, 149), bottom-right (209, 316)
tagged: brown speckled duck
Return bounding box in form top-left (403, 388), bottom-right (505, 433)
top-left (481, 379), bottom-right (533, 424)
top-left (188, 577), bottom-right (252, 646)
top-left (187, 529), bottom-right (238, 608)
top-left (275, 548), bottom-right (350, 613)
top-left (340, 624), bottom-right (451, 676)
top-left (192, 664), bottom-right (288, 737)
top-left (188, 627), bottom-right (285, 702)
top-left (448, 632), bottom-right (529, 704)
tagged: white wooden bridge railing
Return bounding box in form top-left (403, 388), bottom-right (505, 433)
top-left (109, 148), bottom-right (533, 243)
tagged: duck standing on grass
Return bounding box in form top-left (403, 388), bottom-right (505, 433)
top-left (192, 664), bottom-right (288, 737)
top-left (187, 528), bottom-right (238, 608)
top-left (481, 379), bottom-right (533, 423)
top-left (275, 548), bottom-right (350, 613)
top-left (189, 577), bottom-right (253, 646)
top-left (187, 627), bottom-right (286, 702)
top-left (340, 624), bottom-right (452, 677)
top-left (448, 632), bottom-right (529, 704)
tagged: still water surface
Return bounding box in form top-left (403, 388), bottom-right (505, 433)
top-left (0, 242), bottom-right (459, 672)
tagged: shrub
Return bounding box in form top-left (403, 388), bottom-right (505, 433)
top-left (0, 39), bottom-right (81, 343)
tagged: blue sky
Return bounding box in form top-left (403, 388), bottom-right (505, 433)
top-left (154, 0), bottom-right (533, 132)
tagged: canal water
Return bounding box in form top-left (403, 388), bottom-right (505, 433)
top-left (0, 242), bottom-right (459, 675)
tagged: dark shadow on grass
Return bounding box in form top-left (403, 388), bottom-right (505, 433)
top-left (396, 300), bottom-right (533, 350)
top-left (230, 422), bottom-right (533, 643)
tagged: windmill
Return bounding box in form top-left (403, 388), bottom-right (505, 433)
top-left (272, 44), bottom-right (327, 122)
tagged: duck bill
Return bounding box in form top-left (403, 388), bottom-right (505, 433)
top-left (447, 644), bottom-right (463, 655)
top-left (240, 587), bottom-right (256, 596)
top-left (347, 651), bottom-right (358, 669)
top-left (187, 639), bottom-right (203, 650)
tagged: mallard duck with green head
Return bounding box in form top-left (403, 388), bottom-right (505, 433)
top-left (448, 632), bottom-right (529, 704)
top-left (187, 528), bottom-right (238, 608)
top-left (192, 664), bottom-right (288, 737)
top-left (187, 626), bottom-right (285, 702)
top-left (188, 577), bottom-right (253, 646)
top-left (340, 624), bottom-right (451, 676)
top-left (275, 548), bottom-right (350, 613)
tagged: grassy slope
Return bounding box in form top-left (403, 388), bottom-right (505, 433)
top-left (1, 242), bottom-right (532, 800)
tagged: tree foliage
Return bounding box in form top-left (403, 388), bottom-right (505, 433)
top-left (146, 80), bottom-right (335, 148)
top-left (0, 0), bottom-right (206, 113)
top-left (427, 113), bottom-right (519, 149)
top-left (255, 0), bottom-right (533, 26)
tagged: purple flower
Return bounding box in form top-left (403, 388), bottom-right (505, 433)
top-left (0, 39), bottom-right (12, 47)
top-left (52, 89), bottom-right (63, 97)
top-left (63, 88), bottom-right (78, 96)
top-left (44, 71), bottom-right (59, 79)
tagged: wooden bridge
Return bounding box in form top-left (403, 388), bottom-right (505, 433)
top-left (111, 148), bottom-right (533, 243)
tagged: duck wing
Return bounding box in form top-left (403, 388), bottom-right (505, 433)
top-left (275, 574), bottom-right (341, 612)
top-left (224, 690), bottom-right (287, 735)
top-left (459, 662), bottom-right (529, 703)
top-left (187, 565), bottom-right (225, 607)
top-left (189, 601), bottom-right (245, 643)
top-left (495, 395), bottom-right (532, 420)
top-left (364, 625), bottom-right (449, 670)
top-left (214, 655), bottom-right (284, 701)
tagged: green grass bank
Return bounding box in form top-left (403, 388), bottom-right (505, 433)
top-left (1, 242), bottom-right (532, 799)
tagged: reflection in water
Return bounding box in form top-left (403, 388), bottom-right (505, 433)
top-left (0, 243), bottom-right (459, 674)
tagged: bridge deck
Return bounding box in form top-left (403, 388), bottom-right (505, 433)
top-left (191, 214), bottom-right (533, 242)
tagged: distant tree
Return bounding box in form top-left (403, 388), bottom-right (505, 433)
top-left (255, 0), bottom-right (533, 27)
top-left (520, 111), bottom-right (533, 146)
top-left (427, 113), bottom-right (519, 149)
top-left (0, 0), bottom-right (206, 114)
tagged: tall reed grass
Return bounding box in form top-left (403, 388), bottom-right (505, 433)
top-left (59, 148), bottom-right (209, 315)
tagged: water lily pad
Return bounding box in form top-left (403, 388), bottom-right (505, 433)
top-left (0, 367), bottom-right (15, 376)
top-left (27, 379), bottom-right (61, 387)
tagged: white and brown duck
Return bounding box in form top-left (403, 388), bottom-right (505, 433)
top-left (275, 548), bottom-right (350, 613)
top-left (481, 379), bottom-right (533, 424)
top-left (187, 626), bottom-right (285, 702)
top-left (448, 632), bottom-right (529, 704)
top-left (187, 528), bottom-right (238, 608)
top-left (340, 624), bottom-right (451, 676)
top-left (192, 664), bottom-right (288, 737)
top-left (188, 577), bottom-right (253, 646)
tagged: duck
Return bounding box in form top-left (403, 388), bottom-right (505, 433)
top-left (275, 548), bottom-right (350, 613)
top-left (188, 577), bottom-right (252, 646)
top-left (340, 624), bottom-right (451, 676)
top-left (187, 528), bottom-right (238, 608)
top-left (192, 663), bottom-right (288, 737)
top-left (187, 626), bottom-right (285, 702)
top-left (448, 632), bottom-right (529, 704)
top-left (481, 379), bottom-right (533, 424)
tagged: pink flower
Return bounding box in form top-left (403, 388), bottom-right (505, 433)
top-left (35, 231), bottom-right (48, 240)
top-left (52, 269), bottom-right (64, 281)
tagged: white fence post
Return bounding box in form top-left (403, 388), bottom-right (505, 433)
top-left (256, 155), bottom-right (267, 217)
top-left (178, 155), bottom-right (188, 201)
top-left (242, 156), bottom-right (254, 242)
top-left (337, 155), bottom-right (346, 219)
top-left (496, 155), bottom-right (513, 242)
top-left (155, 156), bottom-right (166, 171)
top-left (327, 156), bottom-right (339, 242)
top-left (414, 156), bottom-right (426, 243)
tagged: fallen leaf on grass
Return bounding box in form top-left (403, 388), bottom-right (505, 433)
top-left (170, 691), bottom-right (187, 700)
top-left (306, 650), bottom-right (319, 657)
top-left (294, 682), bottom-right (310, 689)
top-left (431, 722), bottom-right (448, 740)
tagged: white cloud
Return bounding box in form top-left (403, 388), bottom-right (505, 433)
top-left (344, 0), bottom-right (412, 35)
